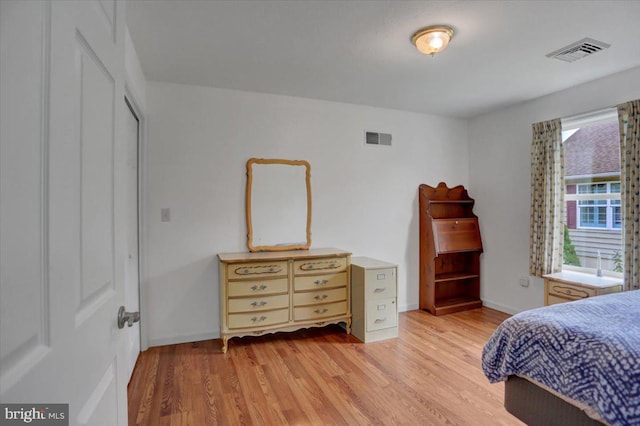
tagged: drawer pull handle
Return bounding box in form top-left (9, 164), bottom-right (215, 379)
top-left (375, 318), bottom-right (387, 323)
top-left (374, 288), bottom-right (387, 293)
top-left (250, 301), bottom-right (267, 307)
top-left (250, 284), bottom-right (268, 291)
top-left (314, 279), bottom-right (329, 285)
top-left (300, 262), bottom-right (341, 271)
top-left (251, 316), bottom-right (267, 323)
top-left (314, 308), bottom-right (329, 314)
top-left (314, 294), bottom-right (328, 301)
top-left (235, 265), bottom-right (282, 275)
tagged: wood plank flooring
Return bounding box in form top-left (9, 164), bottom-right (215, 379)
top-left (128, 308), bottom-right (523, 425)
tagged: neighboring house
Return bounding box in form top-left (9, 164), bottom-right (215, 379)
top-left (564, 121), bottom-right (622, 271)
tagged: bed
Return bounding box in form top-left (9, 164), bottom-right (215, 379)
top-left (482, 290), bottom-right (640, 426)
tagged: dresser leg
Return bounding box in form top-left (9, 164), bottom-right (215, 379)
top-left (345, 318), bottom-right (352, 334)
top-left (221, 335), bottom-right (228, 354)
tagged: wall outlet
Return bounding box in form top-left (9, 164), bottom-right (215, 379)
top-left (518, 276), bottom-right (530, 287)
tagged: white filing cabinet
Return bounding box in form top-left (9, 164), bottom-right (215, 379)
top-left (351, 257), bottom-right (398, 343)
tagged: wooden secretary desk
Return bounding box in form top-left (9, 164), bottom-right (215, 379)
top-left (419, 183), bottom-right (483, 315)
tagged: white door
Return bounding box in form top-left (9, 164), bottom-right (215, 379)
top-left (1, 1), bottom-right (130, 424)
top-left (124, 99), bottom-right (141, 380)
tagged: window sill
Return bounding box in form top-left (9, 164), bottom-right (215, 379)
top-left (562, 264), bottom-right (623, 279)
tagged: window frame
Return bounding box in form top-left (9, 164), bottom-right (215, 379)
top-left (561, 107), bottom-right (623, 277)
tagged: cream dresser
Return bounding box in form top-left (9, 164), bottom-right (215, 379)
top-left (218, 248), bottom-right (351, 353)
top-left (351, 257), bottom-right (398, 343)
top-left (543, 271), bottom-right (623, 306)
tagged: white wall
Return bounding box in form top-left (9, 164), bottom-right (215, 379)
top-left (469, 65), bottom-right (640, 314)
top-left (145, 81), bottom-right (469, 346)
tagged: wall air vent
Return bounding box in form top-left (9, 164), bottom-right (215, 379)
top-left (546, 37), bottom-right (610, 63)
top-left (365, 131), bottom-right (392, 146)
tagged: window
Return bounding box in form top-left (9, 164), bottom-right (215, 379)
top-left (562, 109), bottom-right (622, 273)
top-left (575, 182), bottom-right (620, 229)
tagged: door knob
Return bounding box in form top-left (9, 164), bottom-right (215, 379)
top-left (117, 306), bottom-right (140, 329)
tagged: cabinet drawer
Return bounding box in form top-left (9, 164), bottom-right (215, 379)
top-left (294, 301), bottom-right (347, 321)
top-left (228, 277), bottom-right (288, 297)
top-left (599, 285), bottom-right (622, 295)
top-left (432, 218), bottom-right (482, 253)
top-left (293, 287), bottom-right (347, 306)
top-left (547, 294), bottom-right (578, 306)
top-left (364, 268), bottom-right (396, 300)
top-left (227, 261), bottom-right (288, 280)
top-left (294, 272), bottom-right (347, 291)
top-left (228, 308), bottom-right (289, 329)
top-left (293, 257), bottom-right (347, 275)
top-left (547, 282), bottom-right (594, 299)
top-left (228, 294), bottom-right (289, 313)
top-left (366, 298), bottom-right (397, 331)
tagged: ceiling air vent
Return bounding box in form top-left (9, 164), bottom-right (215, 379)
top-left (546, 37), bottom-right (610, 63)
top-left (365, 131), bottom-right (392, 146)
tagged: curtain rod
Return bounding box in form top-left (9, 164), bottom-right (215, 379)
top-left (562, 106), bottom-right (617, 122)
top-left (561, 106), bottom-right (617, 130)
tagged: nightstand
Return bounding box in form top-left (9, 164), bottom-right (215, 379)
top-left (543, 271), bottom-right (623, 306)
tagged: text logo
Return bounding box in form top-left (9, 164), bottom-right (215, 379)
top-left (1, 404), bottom-right (68, 425)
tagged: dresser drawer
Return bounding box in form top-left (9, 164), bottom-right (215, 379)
top-left (294, 272), bottom-right (347, 291)
top-left (366, 298), bottom-right (397, 331)
top-left (293, 287), bottom-right (347, 307)
top-left (228, 294), bottom-right (289, 313)
top-left (294, 301), bottom-right (347, 321)
top-left (548, 282), bottom-right (595, 300)
top-left (228, 308), bottom-right (289, 329)
top-left (293, 257), bottom-right (347, 275)
top-left (364, 268), bottom-right (397, 300)
top-left (228, 277), bottom-right (288, 297)
top-left (227, 261), bottom-right (288, 280)
top-left (547, 294), bottom-right (574, 306)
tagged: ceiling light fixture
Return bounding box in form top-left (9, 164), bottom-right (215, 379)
top-left (411, 25), bottom-right (454, 56)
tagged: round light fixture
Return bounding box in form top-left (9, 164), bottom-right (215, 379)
top-left (411, 25), bottom-right (454, 56)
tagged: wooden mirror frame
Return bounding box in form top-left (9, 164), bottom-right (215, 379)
top-left (246, 158), bottom-right (312, 252)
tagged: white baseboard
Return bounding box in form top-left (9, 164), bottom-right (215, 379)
top-left (399, 303), bottom-right (419, 312)
top-left (147, 331), bottom-right (219, 348)
top-left (481, 299), bottom-right (521, 315)
top-left (146, 301), bottom-right (515, 349)
top-left (400, 301), bottom-right (518, 315)
top-left (145, 300), bottom-right (520, 350)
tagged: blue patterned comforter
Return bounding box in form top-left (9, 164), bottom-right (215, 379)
top-left (482, 290), bottom-right (640, 426)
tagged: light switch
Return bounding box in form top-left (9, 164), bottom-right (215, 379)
top-left (161, 208), bottom-right (171, 222)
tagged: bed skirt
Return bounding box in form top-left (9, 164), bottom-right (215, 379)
top-left (505, 376), bottom-right (606, 426)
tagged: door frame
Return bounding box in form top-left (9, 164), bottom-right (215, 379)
top-left (124, 85), bottom-right (148, 352)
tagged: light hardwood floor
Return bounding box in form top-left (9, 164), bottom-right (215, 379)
top-left (128, 308), bottom-right (524, 425)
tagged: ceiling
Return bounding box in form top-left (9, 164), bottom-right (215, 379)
top-left (127, 0), bottom-right (640, 119)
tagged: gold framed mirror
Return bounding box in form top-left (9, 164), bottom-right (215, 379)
top-left (246, 158), bottom-right (312, 252)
